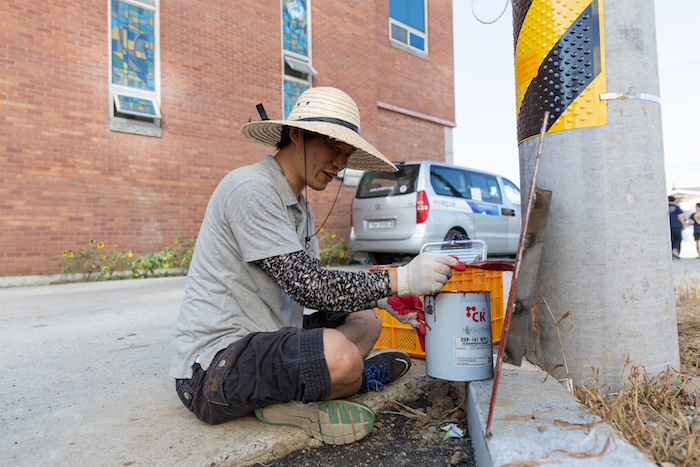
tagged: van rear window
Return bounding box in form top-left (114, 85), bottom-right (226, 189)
top-left (356, 165), bottom-right (419, 199)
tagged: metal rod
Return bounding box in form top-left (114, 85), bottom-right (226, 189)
top-left (485, 111), bottom-right (549, 438)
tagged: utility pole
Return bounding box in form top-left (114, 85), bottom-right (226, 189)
top-left (512, 0), bottom-right (679, 390)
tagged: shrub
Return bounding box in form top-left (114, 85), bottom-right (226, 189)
top-left (317, 229), bottom-right (354, 266)
top-left (59, 237), bottom-right (195, 281)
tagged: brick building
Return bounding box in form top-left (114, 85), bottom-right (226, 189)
top-left (1, 0), bottom-right (455, 276)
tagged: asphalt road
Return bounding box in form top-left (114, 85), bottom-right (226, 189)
top-left (0, 275), bottom-right (467, 467)
top-left (1, 258), bottom-right (698, 466)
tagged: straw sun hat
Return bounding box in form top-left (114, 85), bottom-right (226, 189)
top-left (240, 87), bottom-right (397, 172)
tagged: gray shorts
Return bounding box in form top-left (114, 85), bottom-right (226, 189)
top-left (175, 327), bottom-right (331, 425)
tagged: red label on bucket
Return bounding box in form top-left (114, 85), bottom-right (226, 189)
top-left (469, 312), bottom-right (486, 323)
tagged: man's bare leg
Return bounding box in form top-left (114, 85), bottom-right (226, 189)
top-left (335, 308), bottom-right (382, 358)
top-left (321, 309), bottom-right (382, 399)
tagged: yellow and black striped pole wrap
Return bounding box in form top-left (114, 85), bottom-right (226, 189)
top-left (514, 0), bottom-right (607, 143)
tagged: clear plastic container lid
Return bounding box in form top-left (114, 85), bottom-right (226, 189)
top-left (420, 239), bottom-right (487, 263)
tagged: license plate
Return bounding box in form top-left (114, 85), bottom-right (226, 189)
top-left (368, 221), bottom-right (392, 230)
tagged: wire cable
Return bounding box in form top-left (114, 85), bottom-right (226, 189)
top-left (471, 0), bottom-right (510, 24)
top-left (303, 135), bottom-right (346, 249)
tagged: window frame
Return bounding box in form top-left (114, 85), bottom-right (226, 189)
top-left (284, 56), bottom-right (318, 77)
top-left (281, 0), bottom-right (315, 117)
top-left (389, 0), bottom-right (429, 59)
top-left (113, 90), bottom-right (162, 119)
top-left (108, 0), bottom-right (162, 137)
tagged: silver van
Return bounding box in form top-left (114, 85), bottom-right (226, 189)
top-left (349, 160), bottom-right (522, 263)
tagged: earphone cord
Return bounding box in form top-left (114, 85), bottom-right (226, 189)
top-left (303, 139), bottom-right (346, 249)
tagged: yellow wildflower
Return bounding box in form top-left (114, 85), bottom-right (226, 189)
top-left (332, 234), bottom-right (336, 239)
top-left (101, 255), bottom-right (106, 259)
top-left (164, 264), bottom-right (170, 269)
top-left (166, 254), bottom-right (172, 259)
top-left (128, 251), bottom-right (133, 258)
top-left (319, 227), bottom-right (323, 233)
top-left (174, 239), bottom-right (179, 244)
top-left (68, 251), bottom-right (74, 257)
top-left (340, 252), bottom-right (345, 259)
top-left (61, 251), bottom-right (67, 256)
top-left (89, 238), bottom-right (95, 243)
top-left (98, 242), bottom-right (104, 248)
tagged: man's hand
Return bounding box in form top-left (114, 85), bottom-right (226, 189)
top-left (377, 295), bottom-right (422, 326)
top-left (396, 252), bottom-right (465, 297)
top-left (376, 295), bottom-right (427, 351)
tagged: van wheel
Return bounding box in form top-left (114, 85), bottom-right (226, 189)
top-left (444, 229), bottom-right (469, 241)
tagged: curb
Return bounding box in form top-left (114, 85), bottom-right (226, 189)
top-left (467, 366), bottom-right (656, 466)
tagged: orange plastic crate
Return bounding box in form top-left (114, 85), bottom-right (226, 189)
top-left (374, 269), bottom-right (504, 358)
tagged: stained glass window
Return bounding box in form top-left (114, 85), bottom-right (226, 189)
top-left (284, 80), bottom-right (309, 118)
top-left (109, 0), bottom-right (161, 130)
top-left (283, 0), bottom-right (308, 57)
top-left (115, 93), bottom-right (161, 118)
top-left (111, 0), bottom-right (156, 91)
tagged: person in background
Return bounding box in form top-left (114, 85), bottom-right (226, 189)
top-left (170, 87), bottom-right (464, 445)
top-left (669, 196), bottom-right (685, 259)
top-left (687, 202), bottom-right (700, 259)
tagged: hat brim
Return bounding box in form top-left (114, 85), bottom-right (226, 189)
top-left (241, 120), bottom-right (398, 172)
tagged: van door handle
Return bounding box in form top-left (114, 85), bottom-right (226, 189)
top-left (501, 208), bottom-right (516, 216)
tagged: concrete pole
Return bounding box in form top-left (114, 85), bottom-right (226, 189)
top-left (514, 0), bottom-right (679, 391)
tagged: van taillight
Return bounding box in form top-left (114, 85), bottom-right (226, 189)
top-left (416, 190), bottom-right (429, 224)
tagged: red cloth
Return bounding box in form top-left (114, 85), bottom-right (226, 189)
top-left (448, 255), bottom-right (467, 271)
top-left (387, 295), bottom-right (426, 351)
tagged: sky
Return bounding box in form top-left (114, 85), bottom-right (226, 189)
top-left (451, 0), bottom-right (700, 191)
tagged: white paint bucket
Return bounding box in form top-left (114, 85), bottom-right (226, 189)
top-left (424, 291), bottom-right (493, 381)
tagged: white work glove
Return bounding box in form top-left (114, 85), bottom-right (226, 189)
top-left (396, 252), bottom-right (463, 297)
top-left (376, 295), bottom-right (423, 327)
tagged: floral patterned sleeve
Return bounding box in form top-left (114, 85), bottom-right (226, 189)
top-left (253, 250), bottom-right (392, 313)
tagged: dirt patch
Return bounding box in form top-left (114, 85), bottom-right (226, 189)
top-left (251, 379), bottom-right (476, 467)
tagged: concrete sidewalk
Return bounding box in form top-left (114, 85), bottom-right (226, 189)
top-left (0, 276), bottom-right (427, 467)
top-left (1, 258), bottom-right (698, 466)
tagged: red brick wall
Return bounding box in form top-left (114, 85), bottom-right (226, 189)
top-left (376, 0), bottom-right (455, 120)
top-left (0, 0), bottom-right (453, 276)
top-left (377, 109), bottom-right (447, 163)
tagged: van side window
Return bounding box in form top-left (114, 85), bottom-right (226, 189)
top-left (430, 166), bottom-right (469, 198)
top-left (503, 178), bottom-right (521, 206)
top-left (467, 172), bottom-right (503, 204)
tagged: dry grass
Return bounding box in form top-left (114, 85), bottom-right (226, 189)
top-left (575, 363), bottom-right (700, 466)
top-left (678, 275), bottom-right (700, 305)
top-left (573, 276), bottom-right (700, 466)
